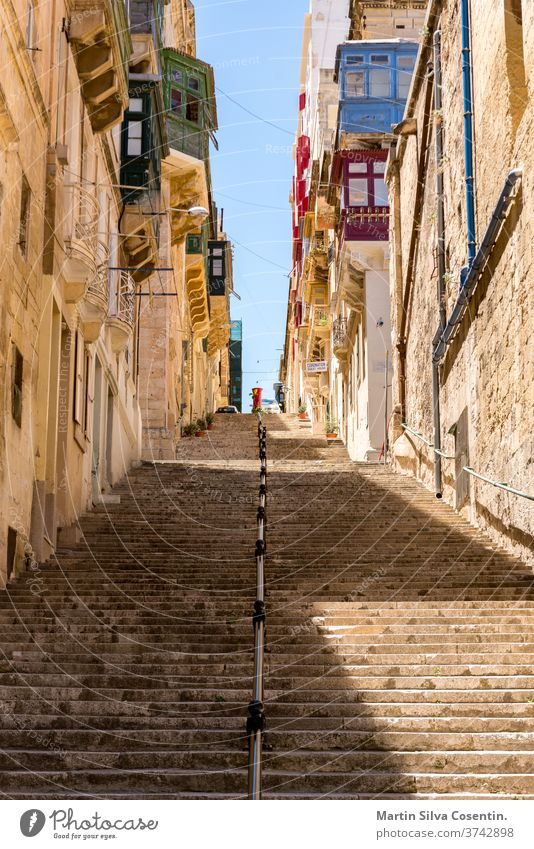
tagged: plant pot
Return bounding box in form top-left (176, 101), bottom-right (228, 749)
top-left (195, 431), bottom-right (207, 437)
top-left (326, 432), bottom-right (338, 440)
top-left (207, 424), bottom-right (214, 431)
top-left (298, 412), bottom-right (307, 420)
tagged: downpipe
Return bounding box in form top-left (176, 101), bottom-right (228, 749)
top-left (461, 0), bottom-right (477, 267)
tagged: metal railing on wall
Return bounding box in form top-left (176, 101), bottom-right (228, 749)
top-left (401, 423), bottom-right (534, 502)
top-left (246, 413), bottom-right (268, 799)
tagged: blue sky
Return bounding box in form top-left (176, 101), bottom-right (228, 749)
top-left (195, 0), bottom-right (308, 409)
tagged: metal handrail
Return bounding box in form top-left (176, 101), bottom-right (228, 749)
top-left (401, 422), bottom-right (455, 459)
top-left (247, 412), bottom-right (268, 799)
top-left (401, 423), bottom-right (533, 501)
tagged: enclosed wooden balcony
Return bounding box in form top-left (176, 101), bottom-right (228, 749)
top-left (68, 0), bottom-right (131, 133)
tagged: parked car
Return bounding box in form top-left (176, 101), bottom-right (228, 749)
top-left (263, 400), bottom-right (281, 414)
top-left (216, 405), bottom-right (239, 414)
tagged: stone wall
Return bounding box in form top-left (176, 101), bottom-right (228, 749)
top-left (389, 0), bottom-right (534, 564)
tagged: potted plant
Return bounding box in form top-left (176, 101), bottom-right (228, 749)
top-left (196, 418), bottom-right (207, 437)
top-left (206, 412), bottom-right (215, 431)
top-left (183, 422), bottom-right (198, 437)
top-left (298, 404), bottom-right (308, 421)
top-left (325, 417), bottom-right (339, 440)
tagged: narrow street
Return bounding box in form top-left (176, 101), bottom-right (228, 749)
top-left (1, 414), bottom-right (533, 799)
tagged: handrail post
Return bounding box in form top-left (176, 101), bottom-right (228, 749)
top-left (247, 412), bottom-right (268, 798)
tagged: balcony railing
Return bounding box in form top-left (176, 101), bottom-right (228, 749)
top-left (311, 305), bottom-right (331, 330)
top-left (62, 185), bottom-right (101, 300)
top-left (115, 271), bottom-right (135, 326)
top-left (87, 264), bottom-right (108, 303)
top-left (341, 207), bottom-right (389, 243)
top-left (65, 185), bottom-right (99, 257)
top-left (333, 317), bottom-right (348, 348)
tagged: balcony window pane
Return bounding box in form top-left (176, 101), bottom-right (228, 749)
top-left (212, 259), bottom-right (223, 275)
top-left (346, 55), bottom-right (364, 64)
top-left (370, 69), bottom-right (390, 97)
top-left (127, 120), bottom-right (143, 156)
top-left (373, 161), bottom-right (386, 174)
top-left (171, 69), bottom-right (183, 84)
top-left (188, 76), bottom-right (200, 91)
top-left (348, 178), bottom-right (368, 206)
top-left (186, 93), bottom-right (199, 123)
top-left (371, 55), bottom-right (389, 65)
top-left (346, 71), bottom-right (365, 98)
top-left (348, 162), bottom-right (368, 173)
top-left (398, 56), bottom-right (415, 69)
top-left (373, 177), bottom-right (388, 206)
top-left (129, 98), bottom-right (143, 112)
top-left (170, 87), bottom-right (183, 114)
top-left (398, 72), bottom-right (412, 99)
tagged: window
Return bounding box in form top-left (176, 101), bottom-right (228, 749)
top-left (346, 55), bottom-right (364, 65)
top-left (171, 69), bottom-right (183, 84)
top-left (348, 178), bottom-right (368, 206)
top-left (19, 175), bottom-right (31, 257)
top-left (346, 71), bottom-right (365, 98)
top-left (371, 55), bottom-right (389, 65)
top-left (370, 69), bottom-right (390, 97)
top-left (7, 527), bottom-right (17, 580)
top-left (188, 76), bottom-right (200, 91)
top-left (397, 55), bottom-right (415, 99)
top-left (186, 93), bottom-right (200, 123)
top-left (127, 120), bottom-right (143, 156)
top-left (129, 97), bottom-right (143, 112)
top-left (348, 162), bottom-right (368, 174)
top-left (73, 331), bottom-right (87, 428)
top-left (374, 177), bottom-right (388, 206)
top-left (345, 156), bottom-right (389, 208)
top-left (170, 88), bottom-right (183, 115)
top-left (12, 346), bottom-right (23, 427)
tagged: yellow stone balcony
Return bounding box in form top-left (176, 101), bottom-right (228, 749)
top-left (62, 184), bottom-right (100, 302)
top-left (68, 0), bottom-right (131, 133)
top-left (208, 298), bottom-right (230, 356)
top-left (120, 208), bottom-right (158, 284)
top-left (106, 271), bottom-right (135, 353)
top-left (186, 256), bottom-right (209, 338)
top-left (163, 150), bottom-right (209, 245)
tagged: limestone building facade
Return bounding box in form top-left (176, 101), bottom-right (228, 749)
top-left (387, 0), bottom-right (534, 562)
top-left (0, 0), bottom-right (231, 583)
top-left (281, 0), bottom-right (425, 460)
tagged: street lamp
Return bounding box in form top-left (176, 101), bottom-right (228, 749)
top-left (168, 205), bottom-right (209, 217)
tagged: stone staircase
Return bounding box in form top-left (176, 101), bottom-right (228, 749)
top-left (1, 413), bottom-right (534, 798)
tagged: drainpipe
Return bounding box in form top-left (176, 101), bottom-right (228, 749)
top-left (461, 0), bottom-right (477, 269)
top-left (433, 167), bottom-right (522, 364)
top-left (432, 30), bottom-right (445, 498)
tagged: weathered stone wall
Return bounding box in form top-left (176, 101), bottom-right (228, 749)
top-left (389, 0), bottom-right (534, 564)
